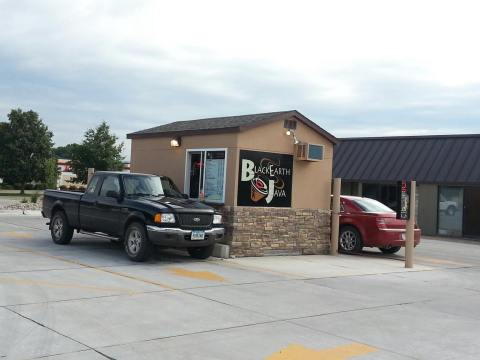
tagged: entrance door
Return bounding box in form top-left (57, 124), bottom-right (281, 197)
top-left (186, 151), bottom-right (204, 199)
top-left (463, 187), bottom-right (480, 238)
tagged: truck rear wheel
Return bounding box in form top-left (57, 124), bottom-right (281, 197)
top-left (51, 211), bottom-right (74, 245)
top-left (187, 244), bottom-right (215, 260)
top-left (124, 222), bottom-right (151, 262)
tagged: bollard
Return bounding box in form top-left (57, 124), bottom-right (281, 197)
top-left (330, 178), bottom-right (341, 255)
top-left (405, 180), bottom-right (416, 268)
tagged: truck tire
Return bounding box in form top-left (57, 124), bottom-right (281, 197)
top-left (339, 226), bottom-right (363, 254)
top-left (124, 222), bottom-right (151, 262)
top-left (187, 244), bottom-right (215, 260)
top-left (51, 211), bottom-right (74, 245)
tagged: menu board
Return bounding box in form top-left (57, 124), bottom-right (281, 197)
top-left (204, 157), bottom-right (225, 202)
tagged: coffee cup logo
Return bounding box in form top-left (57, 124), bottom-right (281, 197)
top-left (250, 176), bottom-right (268, 202)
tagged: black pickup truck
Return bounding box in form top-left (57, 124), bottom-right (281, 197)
top-left (42, 171), bottom-right (224, 261)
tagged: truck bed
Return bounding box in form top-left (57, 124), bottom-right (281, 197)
top-left (42, 189), bottom-right (83, 228)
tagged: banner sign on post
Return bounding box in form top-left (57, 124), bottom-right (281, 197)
top-left (237, 150), bottom-right (293, 207)
top-left (396, 180), bottom-right (411, 220)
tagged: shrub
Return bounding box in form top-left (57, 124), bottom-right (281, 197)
top-left (68, 185), bottom-right (78, 191)
top-left (35, 183), bottom-right (46, 190)
top-left (78, 186), bottom-right (86, 192)
top-left (30, 193), bottom-right (39, 203)
top-left (21, 198), bottom-right (29, 203)
top-left (24, 184), bottom-right (34, 190)
top-left (59, 185), bottom-right (68, 191)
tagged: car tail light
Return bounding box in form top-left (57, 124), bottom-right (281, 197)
top-left (376, 218), bottom-right (387, 229)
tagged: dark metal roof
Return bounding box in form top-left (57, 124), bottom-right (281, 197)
top-left (333, 134), bottom-right (480, 184)
top-left (127, 110), bottom-right (338, 144)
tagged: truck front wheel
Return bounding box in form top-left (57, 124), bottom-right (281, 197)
top-left (51, 211), bottom-right (74, 245)
top-left (187, 244), bottom-right (215, 260)
top-left (124, 222), bottom-right (151, 262)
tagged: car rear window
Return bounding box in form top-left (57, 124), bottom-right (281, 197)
top-left (352, 198), bottom-right (394, 213)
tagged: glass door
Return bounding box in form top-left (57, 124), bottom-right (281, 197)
top-left (186, 151), bottom-right (204, 199)
top-left (185, 149), bottom-right (226, 203)
top-left (438, 186), bottom-right (463, 236)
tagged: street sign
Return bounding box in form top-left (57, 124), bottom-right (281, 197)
top-left (396, 180), bottom-right (410, 220)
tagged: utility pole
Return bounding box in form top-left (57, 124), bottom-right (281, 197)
top-left (405, 180), bottom-right (416, 268)
top-left (330, 178), bottom-right (341, 255)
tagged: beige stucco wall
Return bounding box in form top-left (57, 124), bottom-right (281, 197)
top-left (131, 133), bottom-right (238, 206)
top-left (130, 118), bottom-right (333, 210)
top-left (236, 119), bottom-right (333, 209)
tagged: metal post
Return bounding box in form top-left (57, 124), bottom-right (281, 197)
top-left (405, 180), bottom-right (416, 268)
top-left (87, 168), bottom-right (95, 185)
top-left (330, 178), bottom-right (341, 255)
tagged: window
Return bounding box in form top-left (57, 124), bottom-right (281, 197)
top-left (123, 175), bottom-right (164, 197)
top-left (438, 186), bottom-right (463, 236)
top-left (99, 176), bottom-right (120, 197)
top-left (352, 197), bottom-right (395, 213)
top-left (161, 177), bottom-right (183, 198)
top-left (185, 149), bottom-right (226, 203)
top-left (86, 176), bottom-right (100, 194)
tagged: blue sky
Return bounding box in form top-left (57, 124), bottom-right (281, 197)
top-left (1, 0), bottom-right (480, 159)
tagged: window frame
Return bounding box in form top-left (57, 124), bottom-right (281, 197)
top-left (184, 148), bottom-right (228, 204)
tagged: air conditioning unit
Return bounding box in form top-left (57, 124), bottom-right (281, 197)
top-left (295, 143), bottom-right (324, 161)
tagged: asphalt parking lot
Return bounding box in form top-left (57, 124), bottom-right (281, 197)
top-left (1, 214), bottom-right (479, 360)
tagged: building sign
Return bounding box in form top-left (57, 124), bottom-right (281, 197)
top-left (237, 150), bottom-right (293, 207)
top-left (396, 180), bottom-right (411, 220)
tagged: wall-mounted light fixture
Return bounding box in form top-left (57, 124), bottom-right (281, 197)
top-left (170, 137), bottom-right (181, 147)
top-left (285, 130), bottom-right (300, 144)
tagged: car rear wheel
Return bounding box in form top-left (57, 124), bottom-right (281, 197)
top-left (339, 226), bottom-right (363, 254)
top-left (379, 246), bottom-right (401, 254)
top-left (51, 211), bottom-right (74, 245)
top-left (187, 244), bottom-right (215, 260)
top-left (124, 222), bottom-right (151, 262)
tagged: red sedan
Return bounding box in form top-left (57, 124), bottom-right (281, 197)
top-left (339, 195), bottom-right (421, 254)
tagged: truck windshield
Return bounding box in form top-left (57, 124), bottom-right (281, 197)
top-left (123, 175), bottom-right (164, 197)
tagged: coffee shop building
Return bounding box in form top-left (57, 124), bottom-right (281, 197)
top-left (127, 110), bottom-right (337, 256)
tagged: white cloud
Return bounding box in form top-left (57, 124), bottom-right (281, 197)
top-left (1, 0), bottom-right (480, 159)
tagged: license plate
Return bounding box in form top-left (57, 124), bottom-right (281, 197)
top-left (191, 230), bottom-right (205, 240)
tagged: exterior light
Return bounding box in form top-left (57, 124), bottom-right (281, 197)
top-left (286, 129), bottom-right (300, 144)
top-left (170, 138), bottom-right (181, 147)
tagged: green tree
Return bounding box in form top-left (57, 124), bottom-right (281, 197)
top-left (70, 121), bottom-right (124, 183)
top-left (44, 157), bottom-right (60, 189)
top-left (0, 109), bottom-right (54, 193)
top-left (53, 143), bottom-right (81, 159)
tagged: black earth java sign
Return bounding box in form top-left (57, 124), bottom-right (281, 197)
top-left (237, 150), bottom-right (293, 207)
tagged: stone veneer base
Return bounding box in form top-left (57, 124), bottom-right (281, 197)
top-left (219, 206), bottom-right (331, 257)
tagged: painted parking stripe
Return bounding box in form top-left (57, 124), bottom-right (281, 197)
top-left (168, 266), bottom-right (226, 282)
top-left (0, 231), bottom-right (33, 238)
top-left (0, 276), bottom-right (136, 294)
top-left (265, 343), bottom-right (378, 360)
top-left (1, 244), bottom-right (177, 290)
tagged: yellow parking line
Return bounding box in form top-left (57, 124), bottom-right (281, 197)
top-left (415, 256), bottom-right (471, 267)
top-left (265, 343), bottom-right (378, 360)
top-left (168, 266), bottom-right (226, 282)
top-left (1, 244), bottom-right (177, 291)
top-left (0, 276), bottom-right (136, 294)
top-left (0, 231), bottom-right (33, 239)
